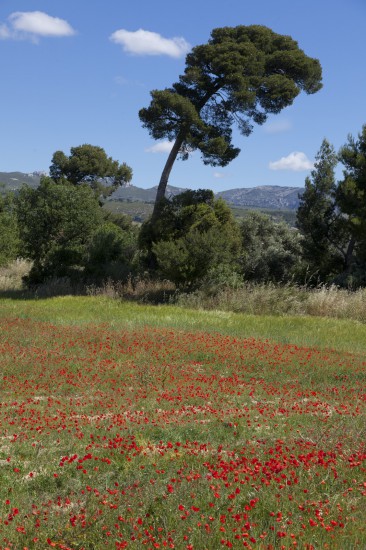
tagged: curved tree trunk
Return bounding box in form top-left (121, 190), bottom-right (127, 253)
top-left (152, 133), bottom-right (185, 220)
top-left (151, 85), bottom-right (223, 221)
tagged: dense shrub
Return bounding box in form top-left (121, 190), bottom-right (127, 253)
top-left (15, 178), bottom-right (103, 284)
top-left (85, 222), bottom-right (138, 281)
top-left (240, 211), bottom-right (303, 283)
top-left (140, 190), bottom-right (242, 286)
top-left (0, 191), bottom-right (20, 267)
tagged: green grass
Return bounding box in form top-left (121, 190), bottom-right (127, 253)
top-left (1, 295), bottom-right (366, 354)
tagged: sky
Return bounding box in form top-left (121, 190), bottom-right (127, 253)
top-left (0, 0), bottom-right (365, 191)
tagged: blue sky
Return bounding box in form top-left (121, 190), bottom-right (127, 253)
top-left (0, 0), bottom-right (365, 191)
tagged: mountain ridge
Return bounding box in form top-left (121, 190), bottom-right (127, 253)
top-left (111, 183), bottom-right (304, 210)
top-left (0, 171), bottom-right (304, 210)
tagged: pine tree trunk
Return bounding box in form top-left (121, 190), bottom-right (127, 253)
top-left (152, 134), bottom-right (185, 219)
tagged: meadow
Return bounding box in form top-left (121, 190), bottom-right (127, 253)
top-left (0, 296), bottom-right (365, 549)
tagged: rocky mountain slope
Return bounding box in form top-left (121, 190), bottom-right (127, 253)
top-left (112, 184), bottom-right (303, 210)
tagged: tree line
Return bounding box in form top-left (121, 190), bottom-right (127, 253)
top-left (1, 25), bottom-right (365, 290)
top-left (1, 124), bottom-right (366, 290)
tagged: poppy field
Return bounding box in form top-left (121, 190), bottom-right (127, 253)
top-left (0, 299), bottom-right (365, 549)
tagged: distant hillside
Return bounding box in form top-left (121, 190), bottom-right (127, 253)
top-left (217, 185), bottom-right (303, 210)
top-left (0, 171), bottom-right (304, 211)
top-left (111, 184), bottom-right (303, 210)
top-left (111, 184), bottom-right (188, 202)
top-left (0, 171), bottom-right (42, 190)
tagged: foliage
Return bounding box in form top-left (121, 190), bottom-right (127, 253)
top-left (335, 124), bottom-right (366, 285)
top-left (152, 225), bottom-right (239, 286)
top-left (139, 24), bottom-right (322, 215)
top-left (240, 211), bottom-right (303, 283)
top-left (85, 222), bottom-right (138, 281)
top-left (15, 177), bottom-right (103, 284)
top-left (140, 190), bottom-right (242, 286)
top-left (337, 125), bottom-right (366, 233)
top-left (296, 127), bottom-right (366, 287)
top-left (49, 143), bottom-right (133, 199)
top-left (101, 208), bottom-right (135, 232)
top-left (0, 190), bottom-right (20, 267)
top-left (296, 139), bottom-right (350, 283)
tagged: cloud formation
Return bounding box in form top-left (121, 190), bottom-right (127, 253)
top-left (269, 151), bottom-right (313, 171)
top-left (0, 11), bottom-right (75, 41)
top-left (110, 28), bottom-right (190, 58)
top-left (145, 141), bottom-right (174, 153)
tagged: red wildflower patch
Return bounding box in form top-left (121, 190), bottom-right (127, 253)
top-left (0, 317), bottom-right (365, 548)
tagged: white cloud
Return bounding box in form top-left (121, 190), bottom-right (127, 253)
top-left (269, 151), bottom-right (313, 172)
top-left (145, 141), bottom-right (174, 153)
top-left (264, 119), bottom-right (292, 134)
top-left (110, 28), bottom-right (190, 58)
top-left (213, 172), bottom-right (226, 179)
top-left (0, 11), bottom-right (75, 41)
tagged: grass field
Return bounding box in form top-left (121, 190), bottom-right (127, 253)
top-left (0, 297), bottom-right (365, 549)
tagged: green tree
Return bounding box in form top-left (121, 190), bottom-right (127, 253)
top-left (15, 177), bottom-right (102, 284)
top-left (140, 190), bottom-right (242, 286)
top-left (0, 189), bottom-right (20, 267)
top-left (49, 144), bottom-right (133, 200)
top-left (139, 25), bottom-right (322, 220)
top-left (336, 124), bottom-right (366, 285)
top-left (85, 222), bottom-right (138, 281)
top-left (296, 139), bottom-right (350, 282)
top-left (240, 211), bottom-right (303, 283)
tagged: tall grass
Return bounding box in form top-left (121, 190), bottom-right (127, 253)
top-left (87, 278), bottom-right (366, 323)
top-left (176, 283), bottom-right (366, 323)
top-left (0, 259), bottom-right (31, 292)
top-left (87, 276), bottom-right (176, 303)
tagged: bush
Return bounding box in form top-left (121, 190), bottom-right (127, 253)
top-left (15, 178), bottom-right (103, 284)
top-left (0, 211), bottom-right (20, 267)
top-left (240, 211), bottom-right (303, 283)
top-left (0, 191), bottom-right (20, 267)
top-left (85, 222), bottom-right (138, 281)
top-left (141, 190), bottom-right (242, 286)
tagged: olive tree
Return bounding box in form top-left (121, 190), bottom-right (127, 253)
top-left (241, 211), bottom-right (303, 283)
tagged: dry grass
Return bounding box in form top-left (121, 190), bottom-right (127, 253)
top-left (86, 276), bottom-right (176, 304)
top-left (305, 285), bottom-right (366, 321)
top-left (176, 283), bottom-right (366, 322)
top-left (0, 258), bottom-right (31, 292)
